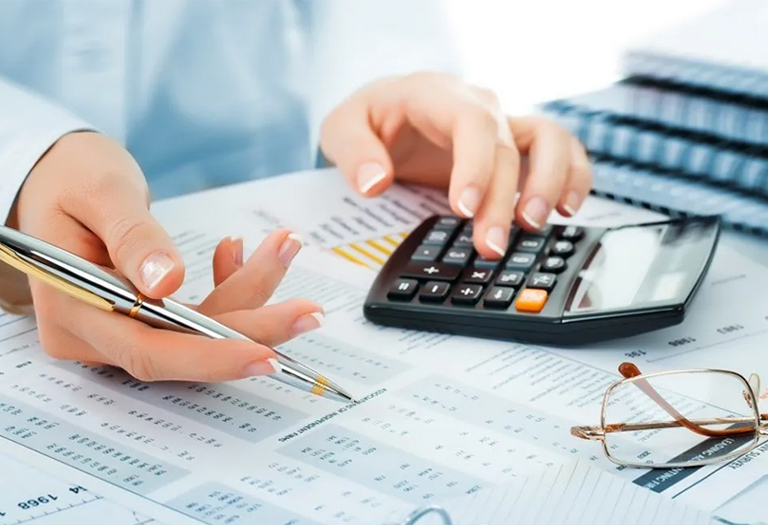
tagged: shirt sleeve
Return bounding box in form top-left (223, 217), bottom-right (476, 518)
top-left (0, 76), bottom-right (95, 313)
top-left (306, 0), bottom-right (463, 160)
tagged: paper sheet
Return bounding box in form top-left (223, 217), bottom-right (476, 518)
top-left (0, 170), bottom-right (765, 525)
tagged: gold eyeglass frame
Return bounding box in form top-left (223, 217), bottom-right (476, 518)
top-left (570, 362), bottom-right (768, 469)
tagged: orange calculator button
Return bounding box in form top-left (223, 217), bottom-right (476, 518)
top-left (515, 288), bottom-right (548, 313)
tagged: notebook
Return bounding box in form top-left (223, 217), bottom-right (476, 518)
top-left (621, 0), bottom-right (768, 97)
top-left (386, 460), bottom-right (718, 525)
top-left (542, 95), bottom-right (768, 198)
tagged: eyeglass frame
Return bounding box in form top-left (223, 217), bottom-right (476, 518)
top-left (570, 362), bottom-right (768, 469)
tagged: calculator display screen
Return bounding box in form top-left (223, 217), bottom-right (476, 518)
top-left (567, 224), bottom-right (687, 313)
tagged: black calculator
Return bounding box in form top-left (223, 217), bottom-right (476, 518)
top-left (363, 215), bottom-right (721, 345)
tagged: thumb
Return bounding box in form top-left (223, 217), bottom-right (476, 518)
top-left (67, 182), bottom-right (185, 299)
top-left (320, 112), bottom-right (395, 197)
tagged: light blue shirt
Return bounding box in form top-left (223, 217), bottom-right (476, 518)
top-left (0, 0), bottom-right (457, 214)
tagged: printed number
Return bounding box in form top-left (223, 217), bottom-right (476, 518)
top-left (668, 337), bottom-right (696, 347)
top-left (17, 495), bottom-right (57, 510)
top-left (624, 350), bottom-right (647, 359)
top-left (69, 486), bottom-right (87, 495)
top-left (0, 510), bottom-right (5, 517)
top-left (717, 324), bottom-right (744, 334)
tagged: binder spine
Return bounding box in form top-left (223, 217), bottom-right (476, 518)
top-left (542, 102), bottom-right (768, 200)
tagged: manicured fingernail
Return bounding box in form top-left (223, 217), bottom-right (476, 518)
top-left (458, 185), bottom-right (481, 218)
top-left (563, 190), bottom-right (582, 216)
top-left (230, 236), bottom-right (243, 267)
top-left (357, 162), bottom-right (387, 194)
top-left (246, 358), bottom-right (282, 377)
top-left (485, 226), bottom-right (507, 257)
top-left (292, 312), bottom-right (325, 336)
top-left (139, 252), bottom-right (175, 290)
top-left (521, 197), bottom-right (549, 229)
top-left (278, 232), bottom-right (303, 268)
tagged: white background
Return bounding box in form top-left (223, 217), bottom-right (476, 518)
top-left (444, 0), bottom-right (727, 114)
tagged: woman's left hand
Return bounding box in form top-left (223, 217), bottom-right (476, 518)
top-left (320, 72), bottom-right (592, 259)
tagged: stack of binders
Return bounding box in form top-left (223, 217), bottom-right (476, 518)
top-left (541, 0), bottom-right (768, 234)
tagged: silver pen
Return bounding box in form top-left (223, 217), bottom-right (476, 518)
top-left (0, 225), bottom-right (355, 404)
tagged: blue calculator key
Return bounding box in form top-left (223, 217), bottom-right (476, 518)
top-left (423, 229), bottom-right (451, 245)
top-left (411, 244), bottom-right (440, 262)
top-left (516, 235), bottom-right (547, 253)
top-left (505, 252), bottom-right (536, 270)
top-left (443, 247), bottom-right (472, 265)
top-left (474, 255), bottom-right (501, 268)
top-left (453, 233), bottom-right (473, 247)
top-left (434, 216), bottom-right (462, 230)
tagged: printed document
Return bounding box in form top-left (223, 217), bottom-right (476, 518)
top-left (0, 170), bottom-right (765, 525)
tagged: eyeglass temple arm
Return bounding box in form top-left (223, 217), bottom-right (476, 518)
top-left (618, 362), bottom-right (755, 438)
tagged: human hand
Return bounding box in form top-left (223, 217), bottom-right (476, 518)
top-left (8, 132), bottom-right (322, 381)
top-left (320, 72), bottom-right (592, 259)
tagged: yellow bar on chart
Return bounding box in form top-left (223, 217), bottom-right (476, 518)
top-left (332, 246), bottom-right (371, 268)
top-left (384, 235), bottom-right (402, 247)
top-left (367, 239), bottom-right (393, 255)
top-left (349, 243), bottom-right (386, 265)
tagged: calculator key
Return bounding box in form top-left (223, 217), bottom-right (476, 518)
top-left (474, 255), bottom-right (501, 268)
top-left (559, 225), bottom-right (584, 242)
top-left (411, 244), bottom-right (440, 262)
top-left (515, 288), bottom-right (548, 313)
top-left (453, 233), bottom-right (474, 247)
top-left (442, 247), bottom-right (472, 265)
top-left (423, 229), bottom-right (451, 245)
top-left (496, 270), bottom-right (525, 287)
top-left (461, 223), bottom-right (474, 235)
top-left (419, 281), bottom-right (450, 302)
top-left (463, 268), bottom-right (493, 284)
top-left (550, 240), bottom-right (574, 258)
top-left (528, 272), bottom-right (556, 291)
top-left (483, 287), bottom-right (515, 308)
top-left (516, 235), bottom-right (547, 253)
top-left (451, 284), bottom-right (484, 305)
top-left (541, 256), bottom-right (567, 273)
top-left (401, 263), bottom-right (462, 281)
top-left (388, 279), bottom-right (419, 300)
top-left (505, 252), bottom-right (536, 270)
top-left (434, 216), bottom-right (462, 230)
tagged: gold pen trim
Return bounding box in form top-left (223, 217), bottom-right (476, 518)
top-left (311, 375), bottom-right (329, 396)
top-left (129, 294), bottom-right (145, 318)
top-left (0, 244), bottom-right (115, 312)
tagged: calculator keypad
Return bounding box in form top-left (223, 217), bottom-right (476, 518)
top-left (389, 216), bottom-right (588, 315)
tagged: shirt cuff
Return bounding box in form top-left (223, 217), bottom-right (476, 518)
top-left (0, 116), bottom-right (94, 225)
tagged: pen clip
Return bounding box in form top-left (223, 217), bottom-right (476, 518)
top-left (0, 244), bottom-right (115, 312)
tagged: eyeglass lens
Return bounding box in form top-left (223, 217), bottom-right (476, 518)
top-left (602, 370), bottom-right (760, 467)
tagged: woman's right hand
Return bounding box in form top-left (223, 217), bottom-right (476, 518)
top-left (7, 132), bottom-right (324, 382)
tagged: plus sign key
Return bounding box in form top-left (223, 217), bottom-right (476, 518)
top-left (400, 263), bottom-right (462, 281)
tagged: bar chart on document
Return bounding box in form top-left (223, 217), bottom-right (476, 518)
top-left (248, 170), bottom-right (452, 269)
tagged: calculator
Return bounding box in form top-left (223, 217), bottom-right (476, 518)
top-left (363, 215), bottom-right (721, 345)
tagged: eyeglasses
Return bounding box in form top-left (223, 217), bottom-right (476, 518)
top-left (571, 362), bottom-right (768, 469)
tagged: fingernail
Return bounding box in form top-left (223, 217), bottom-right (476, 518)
top-left (230, 236), bottom-right (243, 267)
top-left (521, 197), bottom-right (549, 230)
top-left (458, 185), bottom-right (481, 218)
top-left (246, 358), bottom-right (282, 377)
top-left (357, 162), bottom-right (387, 194)
top-left (485, 226), bottom-right (507, 257)
top-left (278, 232), bottom-right (303, 268)
top-left (563, 190), bottom-right (582, 217)
top-left (139, 252), bottom-right (175, 290)
top-left (292, 312), bottom-right (325, 336)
